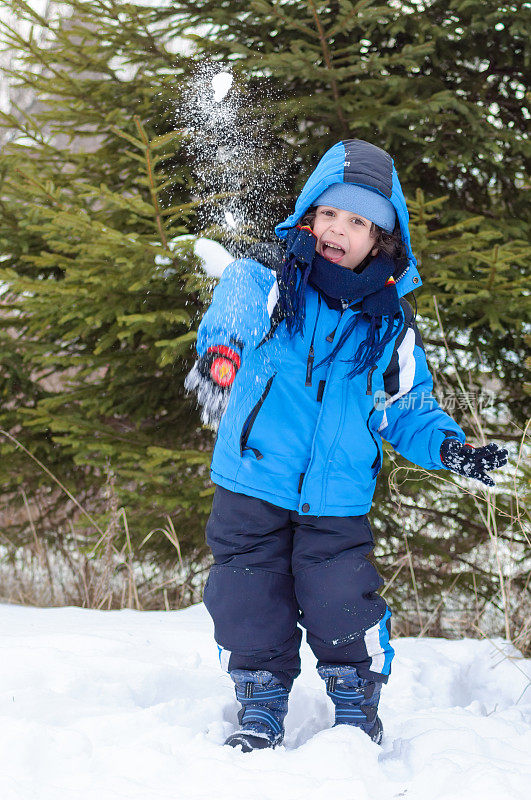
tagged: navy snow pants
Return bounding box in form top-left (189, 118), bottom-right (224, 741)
top-left (203, 486), bottom-right (394, 690)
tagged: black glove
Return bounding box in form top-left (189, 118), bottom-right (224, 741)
top-left (184, 345), bottom-right (240, 429)
top-left (440, 438), bottom-right (508, 487)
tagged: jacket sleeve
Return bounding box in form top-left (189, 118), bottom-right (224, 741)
top-left (195, 258), bottom-right (278, 359)
top-left (377, 301), bottom-right (466, 470)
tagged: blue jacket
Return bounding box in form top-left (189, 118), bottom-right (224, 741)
top-left (196, 140), bottom-right (466, 516)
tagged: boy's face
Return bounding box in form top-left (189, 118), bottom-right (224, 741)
top-left (312, 205), bottom-right (379, 270)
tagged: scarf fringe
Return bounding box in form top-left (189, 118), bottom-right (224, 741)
top-left (315, 313), bottom-right (400, 377)
top-left (278, 255), bottom-right (312, 336)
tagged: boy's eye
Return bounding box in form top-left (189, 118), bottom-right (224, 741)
top-left (320, 209), bottom-right (364, 225)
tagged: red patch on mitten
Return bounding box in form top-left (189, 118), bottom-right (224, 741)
top-left (210, 357), bottom-right (236, 387)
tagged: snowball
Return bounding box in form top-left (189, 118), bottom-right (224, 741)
top-left (211, 71), bottom-right (233, 103)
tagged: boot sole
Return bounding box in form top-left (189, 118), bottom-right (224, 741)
top-left (224, 732), bottom-right (280, 752)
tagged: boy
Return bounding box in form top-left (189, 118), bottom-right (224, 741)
top-left (185, 139), bottom-right (507, 752)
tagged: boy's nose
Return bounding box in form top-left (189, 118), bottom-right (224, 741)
top-left (328, 222), bottom-right (346, 237)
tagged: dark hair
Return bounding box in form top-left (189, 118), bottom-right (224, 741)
top-left (300, 206), bottom-right (408, 278)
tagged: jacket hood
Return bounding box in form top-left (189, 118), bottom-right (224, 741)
top-left (274, 139), bottom-right (421, 296)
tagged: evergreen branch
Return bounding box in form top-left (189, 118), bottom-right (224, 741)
top-left (12, 169), bottom-right (66, 209)
top-left (0, 101), bottom-right (64, 153)
top-left (7, 1), bottom-right (121, 82)
top-left (253, 0), bottom-right (319, 41)
top-left (486, 251), bottom-right (498, 292)
top-left (306, 0), bottom-right (348, 134)
top-left (0, 13), bottom-right (78, 92)
top-left (109, 126), bottom-right (144, 149)
top-left (426, 217), bottom-right (484, 236)
top-left (327, 0), bottom-right (379, 38)
top-left (160, 197), bottom-right (224, 217)
top-left (0, 0), bottom-right (54, 33)
top-left (0, 16), bottom-right (122, 119)
top-left (125, 0), bottom-right (180, 67)
top-left (133, 116), bottom-right (168, 249)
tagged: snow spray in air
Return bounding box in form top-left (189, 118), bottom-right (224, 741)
top-left (179, 62), bottom-right (288, 258)
top-left (180, 62), bottom-right (287, 421)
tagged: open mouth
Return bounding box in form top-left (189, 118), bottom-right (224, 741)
top-left (321, 241), bottom-right (346, 263)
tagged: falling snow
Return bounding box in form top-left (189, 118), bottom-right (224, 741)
top-left (177, 62), bottom-right (287, 256)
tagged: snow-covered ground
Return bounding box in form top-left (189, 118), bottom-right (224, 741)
top-left (1, 603), bottom-right (529, 800)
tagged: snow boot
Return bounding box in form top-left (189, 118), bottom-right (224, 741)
top-left (318, 664), bottom-right (383, 744)
top-left (224, 670), bottom-right (289, 752)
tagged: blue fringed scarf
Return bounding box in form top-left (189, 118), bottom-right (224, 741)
top-left (277, 225), bottom-right (403, 378)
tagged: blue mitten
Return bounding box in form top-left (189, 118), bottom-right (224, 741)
top-left (440, 438), bottom-right (508, 487)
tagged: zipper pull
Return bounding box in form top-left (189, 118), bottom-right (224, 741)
top-left (366, 365), bottom-right (377, 395)
top-left (305, 345), bottom-right (314, 386)
top-left (326, 316), bottom-right (340, 342)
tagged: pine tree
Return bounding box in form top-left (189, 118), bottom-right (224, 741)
top-left (0, 1), bottom-right (216, 571)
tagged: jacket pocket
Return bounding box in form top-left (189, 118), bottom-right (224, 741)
top-left (366, 407), bottom-right (382, 478)
top-left (240, 373), bottom-right (277, 459)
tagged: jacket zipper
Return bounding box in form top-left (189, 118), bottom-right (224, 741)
top-left (240, 374), bottom-right (276, 459)
top-left (301, 306), bottom-right (360, 511)
top-left (305, 295), bottom-right (321, 387)
top-left (366, 406), bottom-right (382, 478)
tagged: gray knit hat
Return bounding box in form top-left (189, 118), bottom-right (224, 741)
top-left (314, 183), bottom-right (396, 232)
